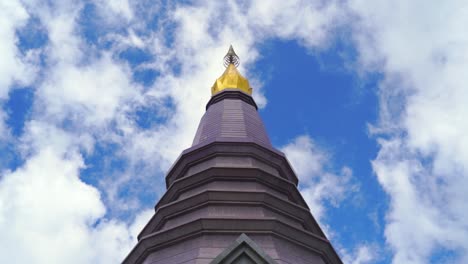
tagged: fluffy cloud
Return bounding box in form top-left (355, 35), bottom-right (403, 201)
top-left (0, 1), bottom-right (149, 262)
top-left (342, 245), bottom-right (376, 264)
top-left (0, 121), bottom-right (151, 263)
top-left (39, 54), bottom-right (138, 126)
top-left (0, 1), bottom-right (34, 98)
top-left (349, 0), bottom-right (468, 263)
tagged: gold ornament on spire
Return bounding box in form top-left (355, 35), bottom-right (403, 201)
top-left (211, 45), bottom-right (252, 95)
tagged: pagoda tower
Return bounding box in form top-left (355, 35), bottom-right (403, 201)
top-left (123, 46), bottom-right (343, 264)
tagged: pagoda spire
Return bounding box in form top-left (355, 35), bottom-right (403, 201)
top-left (123, 44), bottom-right (344, 264)
top-left (211, 45), bottom-right (252, 95)
top-left (223, 44), bottom-right (240, 67)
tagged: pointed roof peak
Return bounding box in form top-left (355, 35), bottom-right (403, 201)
top-left (211, 233), bottom-right (278, 264)
top-left (212, 45), bottom-right (251, 95)
top-left (223, 44), bottom-right (240, 67)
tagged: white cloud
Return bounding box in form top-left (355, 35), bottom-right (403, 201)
top-left (0, 0), bottom-right (37, 137)
top-left (282, 135), bottom-right (369, 262)
top-left (0, 1), bottom-right (150, 263)
top-left (0, 1), bottom-right (34, 99)
top-left (342, 244), bottom-right (376, 264)
top-left (281, 135), bottom-right (356, 224)
top-left (99, 0), bottom-right (133, 21)
top-left (372, 139), bottom-right (468, 264)
top-left (281, 135), bottom-right (327, 182)
top-left (246, 0), bottom-right (343, 47)
top-left (39, 53), bottom-right (139, 126)
top-left (0, 121), bottom-right (153, 264)
top-left (349, 0), bottom-right (468, 263)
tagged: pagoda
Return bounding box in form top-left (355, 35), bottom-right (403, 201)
top-left (123, 46), bottom-right (343, 264)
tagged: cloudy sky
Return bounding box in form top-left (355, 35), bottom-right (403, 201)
top-left (1, 0), bottom-right (467, 263)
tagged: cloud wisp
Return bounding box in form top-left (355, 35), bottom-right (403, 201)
top-left (281, 135), bottom-right (374, 264)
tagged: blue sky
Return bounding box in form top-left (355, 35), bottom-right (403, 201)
top-left (1, 1), bottom-right (467, 263)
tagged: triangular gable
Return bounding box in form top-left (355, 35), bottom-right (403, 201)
top-left (210, 233), bottom-right (278, 264)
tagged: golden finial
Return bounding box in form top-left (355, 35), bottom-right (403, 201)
top-left (211, 45), bottom-right (252, 95)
